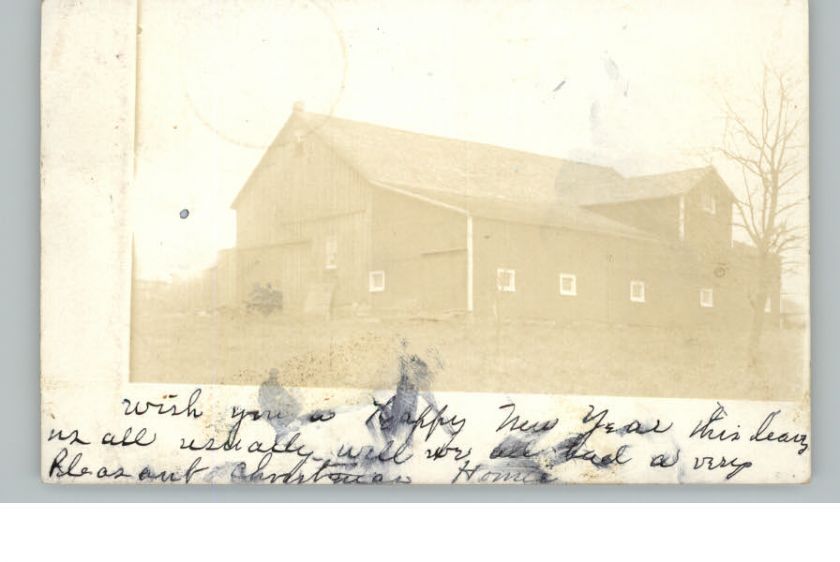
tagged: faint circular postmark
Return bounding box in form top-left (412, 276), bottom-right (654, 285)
top-left (173, 0), bottom-right (349, 150)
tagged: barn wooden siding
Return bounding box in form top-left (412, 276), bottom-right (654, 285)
top-left (230, 169), bottom-right (778, 326)
top-left (682, 178), bottom-right (735, 252)
top-left (586, 175), bottom-right (734, 252)
top-left (470, 216), bottom-right (760, 327)
top-left (369, 188), bottom-right (468, 313)
top-left (232, 132), bottom-right (373, 311)
top-left (360, 189), bottom-right (774, 327)
top-left (469, 213), bottom-right (772, 327)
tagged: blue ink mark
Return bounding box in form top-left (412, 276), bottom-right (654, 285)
top-left (490, 434), bottom-right (541, 460)
top-left (258, 368), bottom-right (301, 439)
top-left (365, 341), bottom-right (450, 441)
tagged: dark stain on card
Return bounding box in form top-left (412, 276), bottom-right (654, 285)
top-left (258, 368), bottom-right (301, 439)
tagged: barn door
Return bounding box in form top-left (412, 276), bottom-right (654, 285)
top-left (420, 251), bottom-right (467, 312)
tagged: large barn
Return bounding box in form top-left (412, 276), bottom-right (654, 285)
top-left (218, 103), bottom-right (780, 327)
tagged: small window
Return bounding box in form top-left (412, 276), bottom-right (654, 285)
top-left (630, 280), bottom-right (646, 303)
top-left (369, 270), bottom-right (385, 293)
top-left (701, 192), bottom-right (717, 214)
top-left (497, 268), bottom-right (516, 293)
top-left (700, 288), bottom-right (714, 308)
top-left (325, 235), bottom-right (337, 270)
top-left (294, 131), bottom-right (305, 155)
top-left (764, 296), bottom-right (772, 313)
top-left (559, 273), bottom-right (577, 296)
top-left (678, 196), bottom-right (686, 241)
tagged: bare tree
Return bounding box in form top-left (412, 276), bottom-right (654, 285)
top-left (719, 66), bottom-right (806, 367)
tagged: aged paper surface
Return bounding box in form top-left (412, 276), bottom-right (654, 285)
top-left (41, 0), bottom-right (810, 484)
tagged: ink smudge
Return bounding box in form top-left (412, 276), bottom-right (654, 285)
top-left (258, 368), bottom-right (301, 439)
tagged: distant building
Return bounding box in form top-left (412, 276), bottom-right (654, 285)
top-left (220, 104), bottom-right (780, 326)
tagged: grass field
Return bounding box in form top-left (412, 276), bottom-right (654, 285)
top-left (130, 303), bottom-right (807, 401)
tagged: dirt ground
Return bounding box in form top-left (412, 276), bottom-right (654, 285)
top-left (130, 303), bottom-right (807, 401)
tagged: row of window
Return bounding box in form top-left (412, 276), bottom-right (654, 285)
top-left (367, 268), bottom-right (733, 309)
top-left (496, 268), bottom-right (660, 304)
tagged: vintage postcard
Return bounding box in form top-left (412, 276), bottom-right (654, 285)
top-left (41, 0), bottom-right (810, 484)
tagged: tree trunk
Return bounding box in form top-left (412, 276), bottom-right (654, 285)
top-left (748, 289), bottom-right (767, 369)
top-left (747, 257), bottom-right (770, 370)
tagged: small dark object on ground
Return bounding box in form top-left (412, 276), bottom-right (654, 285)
top-left (246, 284), bottom-right (284, 315)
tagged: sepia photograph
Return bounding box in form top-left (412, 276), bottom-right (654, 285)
top-left (39, 0), bottom-right (812, 486)
top-left (127, 0), bottom-right (809, 402)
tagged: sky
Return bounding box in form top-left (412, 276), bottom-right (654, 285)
top-left (132, 0), bottom-right (809, 297)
